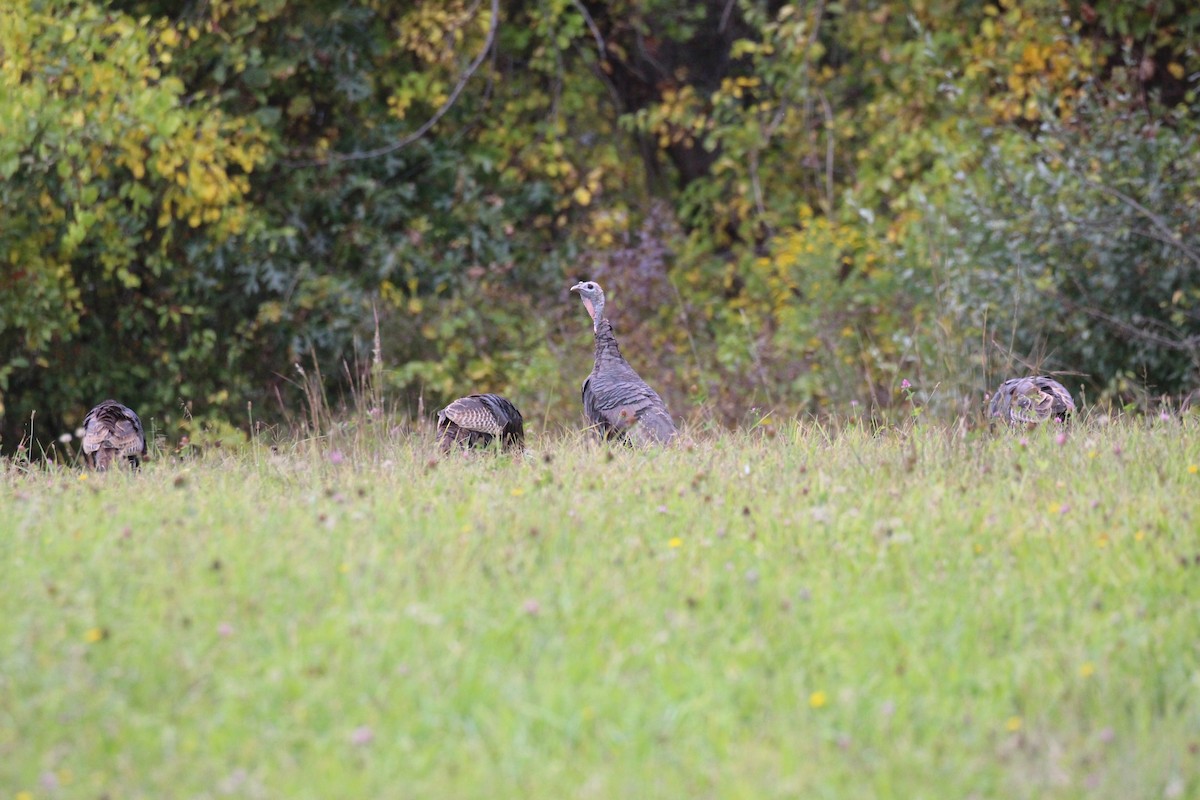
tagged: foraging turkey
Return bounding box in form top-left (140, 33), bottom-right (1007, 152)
top-left (81, 400), bottom-right (147, 469)
top-left (988, 376), bottom-right (1075, 425)
top-left (570, 280), bottom-right (677, 445)
top-left (436, 393), bottom-right (525, 453)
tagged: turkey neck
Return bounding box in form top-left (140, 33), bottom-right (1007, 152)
top-left (592, 318), bottom-right (625, 367)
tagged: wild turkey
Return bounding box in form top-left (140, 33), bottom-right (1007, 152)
top-left (570, 280), bottom-right (677, 445)
top-left (988, 376), bottom-right (1076, 425)
top-left (81, 400), bottom-right (147, 469)
top-left (436, 394), bottom-right (525, 453)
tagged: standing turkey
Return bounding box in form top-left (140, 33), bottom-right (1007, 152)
top-left (988, 376), bottom-right (1075, 425)
top-left (570, 280), bottom-right (677, 445)
top-left (436, 394), bottom-right (525, 453)
top-left (81, 400), bottom-right (147, 469)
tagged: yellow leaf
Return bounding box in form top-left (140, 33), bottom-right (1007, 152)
top-left (573, 186), bottom-right (592, 206)
top-left (1167, 62), bottom-right (1184, 80)
top-left (61, 23), bottom-right (77, 44)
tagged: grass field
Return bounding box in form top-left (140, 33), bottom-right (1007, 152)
top-left (2, 418), bottom-right (1199, 799)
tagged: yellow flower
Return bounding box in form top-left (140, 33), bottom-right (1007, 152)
top-left (1005, 716), bottom-right (1022, 732)
top-left (78, 473), bottom-right (88, 481)
top-left (338, 563), bottom-right (350, 574)
top-left (809, 691), bottom-right (827, 709)
top-left (1079, 662), bottom-right (1095, 678)
top-left (17, 792), bottom-right (34, 800)
top-left (1188, 464), bottom-right (1198, 475)
top-left (510, 487), bottom-right (526, 497)
top-left (84, 627), bottom-right (105, 643)
top-left (668, 537), bottom-right (682, 548)
top-left (1095, 535), bottom-right (1109, 548)
top-left (1134, 530), bottom-right (1145, 541)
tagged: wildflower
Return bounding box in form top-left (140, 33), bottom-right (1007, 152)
top-left (522, 598), bottom-right (541, 616)
top-left (1018, 438), bottom-right (1029, 448)
top-left (1005, 716), bottom-right (1022, 732)
top-left (339, 563), bottom-right (350, 574)
top-left (84, 627), bottom-right (106, 643)
top-left (329, 450), bottom-right (345, 465)
top-left (350, 726), bottom-right (374, 746)
top-left (1189, 465), bottom-right (1198, 475)
top-left (1134, 530), bottom-right (1145, 541)
top-left (668, 537), bottom-right (682, 548)
top-left (1079, 662), bottom-right (1095, 678)
top-left (1095, 535), bottom-right (1108, 548)
top-left (218, 622), bottom-right (234, 637)
top-left (809, 691), bottom-right (827, 709)
top-left (1087, 450), bottom-right (1098, 459)
top-left (1055, 432), bottom-right (1066, 445)
top-left (510, 487), bottom-right (525, 497)
top-left (1160, 411), bottom-right (1171, 421)
top-left (900, 379), bottom-right (911, 390)
top-left (58, 432), bottom-right (72, 444)
top-left (78, 473), bottom-right (88, 481)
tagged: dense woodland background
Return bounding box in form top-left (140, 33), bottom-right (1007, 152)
top-left (2, 0), bottom-right (1199, 451)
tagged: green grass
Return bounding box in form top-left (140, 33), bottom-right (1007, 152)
top-left (2, 419), bottom-right (1199, 799)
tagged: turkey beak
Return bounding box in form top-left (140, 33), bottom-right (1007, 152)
top-left (569, 282), bottom-right (583, 294)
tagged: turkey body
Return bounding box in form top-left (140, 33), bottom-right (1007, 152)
top-left (571, 280), bottom-right (676, 445)
top-left (582, 319), bottom-right (677, 444)
top-left (437, 394), bottom-right (525, 453)
top-left (82, 400), bottom-right (147, 469)
top-left (989, 376), bottom-right (1075, 425)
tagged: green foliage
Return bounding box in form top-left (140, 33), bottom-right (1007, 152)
top-left (932, 92), bottom-right (1200, 398)
top-left (2, 0), bottom-right (1199, 449)
top-left (0, 1), bottom-right (268, 440)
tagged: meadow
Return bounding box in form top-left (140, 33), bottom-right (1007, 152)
top-left (2, 417), bottom-right (1198, 799)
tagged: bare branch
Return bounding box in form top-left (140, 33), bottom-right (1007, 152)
top-left (287, 0), bottom-right (500, 167)
top-left (1055, 292), bottom-right (1200, 354)
top-left (718, 0), bottom-right (738, 33)
top-left (1034, 139), bottom-right (1200, 268)
top-left (571, 0), bottom-right (607, 63)
top-left (569, 0), bottom-right (624, 112)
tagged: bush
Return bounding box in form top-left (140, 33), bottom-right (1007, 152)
top-left (934, 86), bottom-right (1200, 403)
